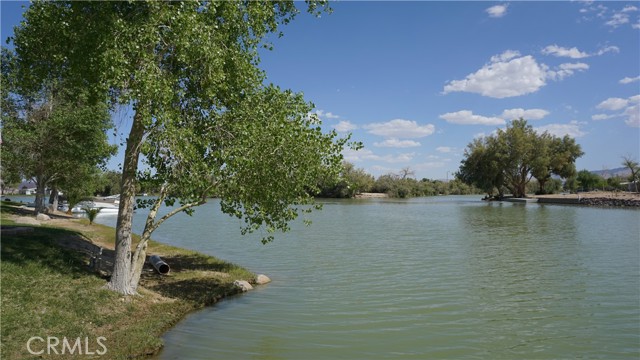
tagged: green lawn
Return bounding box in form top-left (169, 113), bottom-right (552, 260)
top-left (1, 203), bottom-right (256, 359)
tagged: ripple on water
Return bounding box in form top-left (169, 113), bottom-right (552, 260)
top-left (139, 198), bottom-right (639, 360)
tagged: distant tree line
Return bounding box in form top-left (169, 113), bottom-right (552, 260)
top-left (317, 162), bottom-right (482, 198)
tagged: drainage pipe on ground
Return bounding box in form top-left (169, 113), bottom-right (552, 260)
top-left (150, 255), bottom-right (170, 275)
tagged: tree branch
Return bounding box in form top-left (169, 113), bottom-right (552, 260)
top-left (147, 199), bottom-right (205, 235)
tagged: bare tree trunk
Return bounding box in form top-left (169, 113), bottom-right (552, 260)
top-left (49, 185), bottom-right (58, 212)
top-left (106, 110), bottom-right (146, 295)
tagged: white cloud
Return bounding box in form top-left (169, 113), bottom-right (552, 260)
top-left (604, 4), bottom-right (639, 29)
top-left (579, 3), bottom-right (638, 29)
top-left (547, 62), bottom-right (589, 81)
top-left (541, 44), bottom-right (619, 58)
top-left (486, 4), bottom-right (509, 18)
top-left (490, 50), bottom-right (521, 62)
top-left (620, 76), bottom-right (640, 84)
top-left (595, 45), bottom-right (620, 56)
top-left (542, 45), bottom-right (589, 59)
top-left (314, 109), bottom-right (340, 119)
top-left (591, 113), bottom-right (619, 121)
top-left (344, 148), bottom-right (416, 164)
top-left (560, 63), bottom-right (589, 71)
top-left (605, 12), bottom-right (630, 28)
top-left (334, 120), bottom-right (357, 133)
top-left (443, 51), bottom-right (590, 98)
top-left (535, 121), bottom-right (587, 138)
top-left (597, 97), bottom-right (629, 111)
top-left (364, 119), bottom-right (435, 138)
top-left (436, 146), bottom-right (453, 153)
top-left (500, 108), bottom-right (550, 120)
top-left (443, 52), bottom-right (547, 98)
top-left (594, 95), bottom-right (640, 128)
top-left (440, 110), bottom-right (505, 126)
top-left (624, 104), bottom-right (640, 127)
top-left (374, 138), bottom-right (421, 148)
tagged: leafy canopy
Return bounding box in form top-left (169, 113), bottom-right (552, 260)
top-left (457, 119), bottom-right (583, 198)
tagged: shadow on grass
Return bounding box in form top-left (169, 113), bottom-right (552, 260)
top-left (146, 277), bottom-right (239, 306)
top-left (155, 254), bottom-right (241, 273)
top-left (140, 254), bottom-right (249, 305)
top-left (0, 201), bottom-right (34, 217)
top-left (1, 227), bottom-right (97, 278)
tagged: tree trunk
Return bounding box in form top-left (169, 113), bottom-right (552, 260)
top-left (538, 179), bottom-right (547, 194)
top-left (49, 185), bottom-right (59, 212)
top-left (34, 176), bottom-right (46, 214)
top-left (129, 234), bottom-right (150, 292)
top-left (106, 109), bottom-right (146, 295)
top-left (129, 200), bottom-right (161, 292)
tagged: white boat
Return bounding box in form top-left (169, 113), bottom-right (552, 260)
top-left (71, 201), bottom-right (119, 214)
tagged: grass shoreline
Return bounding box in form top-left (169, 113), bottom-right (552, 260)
top-left (1, 201), bottom-right (259, 359)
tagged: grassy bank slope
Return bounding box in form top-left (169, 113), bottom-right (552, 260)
top-left (1, 203), bottom-right (256, 359)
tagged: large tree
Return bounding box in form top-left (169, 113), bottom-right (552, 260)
top-left (456, 136), bottom-right (504, 198)
top-left (531, 134), bottom-right (583, 194)
top-left (12, 1), bottom-right (347, 295)
top-left (458, 119), bottom-right (583, 198)
top-left (2, 48), bottom-right (116, 213)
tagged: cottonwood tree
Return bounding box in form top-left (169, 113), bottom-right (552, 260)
top-left (456, 136), bottom-right (505, 198)
top-left (13, 0), bottom-right (348, 295)
top-left (457, 119), bottom-right (583, 198)
top-left (531, 134), bottom-right (583, 194)
top-left (1, 93), bottom-right (116, 213)
top-left (2, 48), bottom-right (116, 213)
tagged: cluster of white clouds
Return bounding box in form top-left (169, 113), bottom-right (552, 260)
top-left (342, 148), bottom-right (416, 164)
top-left (440, 108), bottom-right (550, 126)
top-left (593, 95), bottom-right (640, 127)
top-left (473, 120), bottom-right (589, 140)
top-left (619, 76), bottom-right (640, 84)
top-left (579, 2), bottom-right (640, 29)
top-left (535, 121), bottom-right (587, 138)
top-left (329, 115), bottom-right (437, 149)
top-left (443, 51), bottom-right (545, 98)
top-left (314, 109), bottom-right (339, 120)
top-left (334, 120), bottom-right (357, 133)
top-left (364, 119), bottom-right (435, 139)
top-left (363, 119), bottom-right (436, 149)
top-left (485, 2), bottom-right (640, 29)
top-left (442, 45), bottom-right (618, 99)
top-left (542, 44), bottom-right (619, 59)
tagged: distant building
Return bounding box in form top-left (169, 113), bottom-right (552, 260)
top-left (18, 180), bottom-right (37, 195)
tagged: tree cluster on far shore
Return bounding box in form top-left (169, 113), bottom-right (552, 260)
top-left (317, 162), bottom-right (482, 198)
top-left (456, 119), bottom-right (584, 198)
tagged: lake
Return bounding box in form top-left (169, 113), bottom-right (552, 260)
top-left (91, 196), bottom-right (639, 359)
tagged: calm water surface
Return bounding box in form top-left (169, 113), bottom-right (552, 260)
top-left (91, 196), bottom-right (638, 359)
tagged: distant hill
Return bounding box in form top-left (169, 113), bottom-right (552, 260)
top-left (590, 167), bottom-right (632, 179)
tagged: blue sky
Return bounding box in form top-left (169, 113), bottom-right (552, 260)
top-left (2, 1), bottom-right (639, 180)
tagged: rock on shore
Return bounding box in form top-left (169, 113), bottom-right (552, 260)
top-left (579, 197), bottom-right (640, 207)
